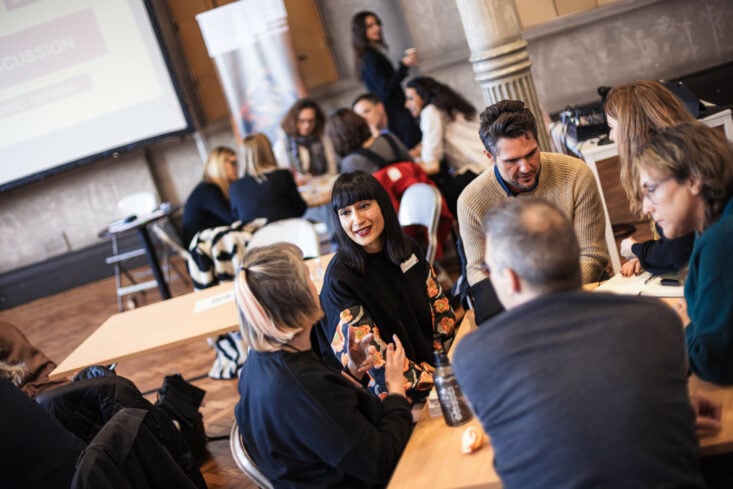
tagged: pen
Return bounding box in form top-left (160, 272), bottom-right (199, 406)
top-left (643, 273), bottom-right (658, 285)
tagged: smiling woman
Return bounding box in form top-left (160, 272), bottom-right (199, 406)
top-left (316, 171), bottom-right (456, 400)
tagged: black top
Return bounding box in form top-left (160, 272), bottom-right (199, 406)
top-left (235, 349), bottom-right (412, 488)
top-left (361, 48), bottom-right (421, 149)
top-left (229, 169), bottom-right (307, 224)
top-left (0, 378), bottom-right (86, 489)
top-left (631, 223), bottom-right (695, 274)
top-left (181, 181), bottom-right (233, 247)
top-left (317, 238), bottom-right (456, 398)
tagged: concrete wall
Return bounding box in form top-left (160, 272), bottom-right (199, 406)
top-left (1, 0), bottom-right (732, 274)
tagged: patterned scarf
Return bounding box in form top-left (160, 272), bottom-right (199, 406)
top-left (286, 134), bottom-right (328, 176)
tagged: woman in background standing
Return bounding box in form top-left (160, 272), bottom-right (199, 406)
top-left (273, 98), bottom-right (337, 186)
top-left (182, 146), bottom-right (237, 247)
top-left (352, 11), bottom-right (421, 150)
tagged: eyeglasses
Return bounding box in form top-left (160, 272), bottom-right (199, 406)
top-left (641, 176), bottom-right (674, 205)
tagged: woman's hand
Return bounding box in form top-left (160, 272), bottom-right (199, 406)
top-left (294, 172), bottom-right (312, 187)
top-left (385, 334), bottom-right (407, 397)
top-left (401, 51), bottom-right (418, 67)
top-left (689, 393), bottom-right (722, 438)
top-left (620, 258), bottom-right (643, 277)
top-left (346, 326), bottom-right (375, 379)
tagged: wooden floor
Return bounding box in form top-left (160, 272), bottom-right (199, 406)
top-left (0, 259), bottom-right (256, 489)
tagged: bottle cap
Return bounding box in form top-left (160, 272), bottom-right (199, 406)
top-left (433, 349), bottom-right (448, 366)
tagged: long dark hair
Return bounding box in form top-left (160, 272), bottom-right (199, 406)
top-left (406, 76), bottom-right (476, 122)
top-left (330, 171), bottom-right (410, 274)
top-left (351, 11), bottom-right (384, 80)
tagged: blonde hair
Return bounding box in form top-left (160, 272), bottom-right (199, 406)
top-left (203, 146), bottom-right (237, 200)
top-left (242, 133), bottom-right (278, 181)
top-left (604, 80), bottom-right (695, 215)
top-left (0, 361), bottom-right (25, 387)
top-left (235, 243), bottom-right (323, 352)
top-left (633, 122), bottom-right (733, 229)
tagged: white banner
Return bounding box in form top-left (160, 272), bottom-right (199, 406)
top-left (196, 0), bottom-right (305, 141)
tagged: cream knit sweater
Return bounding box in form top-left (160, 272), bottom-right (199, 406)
top-left (457, 152), bottom-right (609, 286)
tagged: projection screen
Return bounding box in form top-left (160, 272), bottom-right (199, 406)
top-left (0, 0), bottom-right (191, 191)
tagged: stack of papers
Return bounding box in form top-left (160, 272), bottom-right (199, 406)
top-left (595, 271), bottom-right (684, 297)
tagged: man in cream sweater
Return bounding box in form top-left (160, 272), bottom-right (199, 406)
top-left (457, 100), bottom-right (608, 323)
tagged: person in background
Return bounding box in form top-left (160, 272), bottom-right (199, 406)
top-left (352, 92), bottom-right (389, 138)
top-left (351, 11), bottom-right (421, 149)
top-left (317, 172), bottom-right (456, 400)
top-left (273, 98), bottom-right (338, 186)
top-left (634, 122), bottom-right (733, 385)
top-left (182, 146), bottom-right (237, 247)
top-left (229, 133), bottom-right (306, 225)
top-left (327, 108), bottom-right (411, 174)
top-left (234, 243), bottom-right (412, 488)
top-left (457, 100), bottom-right (608, 324)
top-left (453, 198), bottom-right (708, 489)
top-left (604, 80), bottom-right (696, 276)
top-left (405, 76), bottom-right (488, 215)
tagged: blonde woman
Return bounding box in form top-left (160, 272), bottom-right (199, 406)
top-left (234, 243), bottom-right (412, 487)
top-left (182, 146), bottom-right (238, 246)
top-left (229, 133), bottom-right (306, 224)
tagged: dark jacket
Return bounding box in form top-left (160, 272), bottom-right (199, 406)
top-left (71, 408), bottom-right (200, 489)
top-left (36, 375), bottom-right (207, 489)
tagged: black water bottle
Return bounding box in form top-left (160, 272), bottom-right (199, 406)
top-left (433, 350), bottom-right (473, 426)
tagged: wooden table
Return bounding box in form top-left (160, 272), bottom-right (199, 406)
top-left (388, 311), bottom-right (502, 489)
top-left (298, 174), bottom-right (338, 208)
top-left (49, 254), bottom-right (333, 380)
top-left (389, 297), bottom-right (733, 488)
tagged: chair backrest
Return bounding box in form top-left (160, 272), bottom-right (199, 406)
top-left (116, 191), bottom-right (159, 218)
top-left (230, 423), bottom-right (274, 489)
top-left (398, 183), bottom-right (442, 264)
top-left (247, 218), bottom-right (320, 258)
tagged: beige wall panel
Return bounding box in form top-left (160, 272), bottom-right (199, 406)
top-left (516, 0), bottom-right (557, 27)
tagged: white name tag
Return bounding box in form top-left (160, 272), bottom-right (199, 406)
top-left (400, 253), bottom-right (419, 273)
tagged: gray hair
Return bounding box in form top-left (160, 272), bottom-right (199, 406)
top-left (235, 243), bottom-right (323, 352)
top-left (482, 198), bottom-right (581, 293)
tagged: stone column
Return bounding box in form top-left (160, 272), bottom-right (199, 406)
top-left (455, 0), bottom-right (551, 151)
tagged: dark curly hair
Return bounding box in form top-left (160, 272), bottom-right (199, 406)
top-left (280, 98), bottom-right (326, 138)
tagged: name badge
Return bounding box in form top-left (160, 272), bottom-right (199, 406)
top-left (400, 253), bottom-right (419, 273)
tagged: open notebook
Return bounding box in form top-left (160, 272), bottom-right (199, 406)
top-left (595, 271), bottom-right (684, 297)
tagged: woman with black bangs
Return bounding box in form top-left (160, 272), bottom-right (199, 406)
top-left (317, 171), bottom-right (456, 400)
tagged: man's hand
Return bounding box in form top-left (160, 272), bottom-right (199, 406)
top-left (690, 392), bottom-right (722, 438)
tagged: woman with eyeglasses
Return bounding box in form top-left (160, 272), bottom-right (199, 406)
top-left (317, 171), bottom-right (456, 401)
top-left (234, 243), bottom-right (412, 487)
top-left (604, 81), bottom-right (696, 277)
top-left (634, 122), bottom-right (733, 385)
top-left (273, 98), bottom-right (338, 186)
